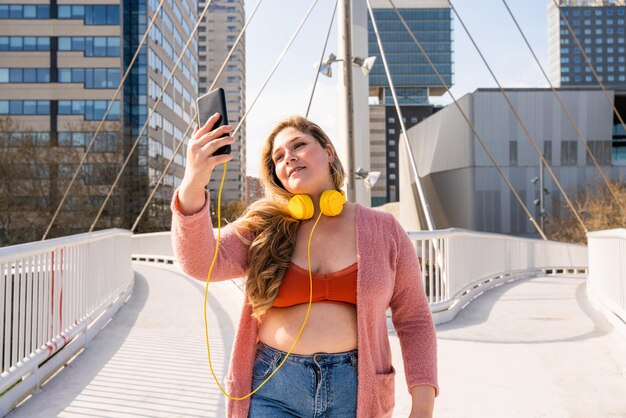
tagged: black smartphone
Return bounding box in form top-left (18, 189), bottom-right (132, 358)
top-left (196, 87), bottom-right (231, 156)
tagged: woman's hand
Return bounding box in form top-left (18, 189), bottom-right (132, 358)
top-left (178, 113), bottom-right (236, 215)
top-left (408, 385), bottom-right (435, 418)
top-left (182, 112), bottom-right (236, 189)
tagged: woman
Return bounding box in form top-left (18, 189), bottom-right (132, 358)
top-left (171, 114), bottom-right (438, 417)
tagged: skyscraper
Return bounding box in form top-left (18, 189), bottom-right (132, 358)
top-left (547, 0), bottom-right (626, 166)
top-left (367, 0), bottom-right (453, 206)
top-left (548, 0), bottom-right (626, 88)
top-left (197, 0), bottom-right (246, 208)
top-left (0, 0), bottom-right (199, 244)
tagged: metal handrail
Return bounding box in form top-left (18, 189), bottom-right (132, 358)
top-left (0, 230), bottom-right (133, 416)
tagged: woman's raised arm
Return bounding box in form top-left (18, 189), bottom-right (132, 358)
top-left (170, 113), bottom-right (248, 282)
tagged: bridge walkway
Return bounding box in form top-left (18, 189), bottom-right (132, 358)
top-left (7, 265), bottom-right (626, 417)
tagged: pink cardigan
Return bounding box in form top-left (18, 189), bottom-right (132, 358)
top-left (170, 188), bottom-right (438, 417)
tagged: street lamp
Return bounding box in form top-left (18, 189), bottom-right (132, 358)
top-left (531, 163), bottom-right (550, 231)
top-left (314, 53), bottom-right (377, 203)
top-left (314, 53), bottom-right (377, 78)
top-left (355, 167), bottom-right (381, 190)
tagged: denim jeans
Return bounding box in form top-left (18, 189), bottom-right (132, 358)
top-left (248, 341), bottom-right (358, 417)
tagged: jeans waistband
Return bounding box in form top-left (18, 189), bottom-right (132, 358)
top-left (257, 341), bottom-right (358, 366)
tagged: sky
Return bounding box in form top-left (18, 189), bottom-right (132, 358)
top-left (243, 0), bottom-right (552, 177)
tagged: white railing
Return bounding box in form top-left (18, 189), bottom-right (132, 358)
top-left (409, 228), bottom-right (588, 324)
top-left (131, 231), bottom-right (174, 264)
top-left (587, 228), bottom-right (626, 334)
top-left (0, 229), bottom-right (133, 416)
top-left (134, 228), bottom-right (588, 326)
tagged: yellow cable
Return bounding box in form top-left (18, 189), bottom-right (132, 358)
top-left (204, 161), bottom-right (321, 401)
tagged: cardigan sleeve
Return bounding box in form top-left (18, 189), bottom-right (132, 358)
top-left (170, 187), bottom-right (251, 282)
top-left (389, 218), bottom-right (439, 397)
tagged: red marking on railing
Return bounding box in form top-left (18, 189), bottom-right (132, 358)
top-left (45, 340), bottom-right (57, 355)
top-left (50, 250), bottom-right (55, 339)
top-left (60, 248), bottom-right (64, 330)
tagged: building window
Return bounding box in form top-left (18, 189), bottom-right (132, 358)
top-left (58, 100), bottom-right (120, 120)
top-left (0, 4), bottom-right (49, 19)
top-left (587, 141), bottom-right (611, 165)
top-left (58, 68), bottom-right (120, 88)
top-left (0, 36), bottom-right (49, 51)
top-left (561, 141), bottom-right (577, 166)
top-left (388, 128), bottom-right (395, 134)
top-left (0, 100), bottom-right (50, 115)
top-left (0, 68), bottom-right (50, 83)
top-left (58, 5), bottom-right (119, 25)
top-left (509, 141), bottom-right (518, 166)
top-left (543, 140), bottom-right (552, 164)
top-left (58, 36), bottom-right (120, 57)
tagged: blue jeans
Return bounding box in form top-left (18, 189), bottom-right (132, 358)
top-left (248, 341), bottom-right (358, 417)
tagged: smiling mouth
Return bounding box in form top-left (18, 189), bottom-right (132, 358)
top-left (290, 167), bottom-right (305, 177)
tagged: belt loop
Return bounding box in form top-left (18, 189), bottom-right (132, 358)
top-left (350, 351), bottom-right (358, 367)
top-left (273, 350), bottom-right (282, 366)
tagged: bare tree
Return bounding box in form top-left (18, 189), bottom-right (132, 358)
top-left (0, 116), bottom-right (125, 246)
top-left (545, 177), bottom-right (626, 244)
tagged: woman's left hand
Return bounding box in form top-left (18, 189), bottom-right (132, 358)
top-left (408, 385), bottom-right (435, 418)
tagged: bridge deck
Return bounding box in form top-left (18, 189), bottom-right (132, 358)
top-left (7, 264), bottom-right (626, 418)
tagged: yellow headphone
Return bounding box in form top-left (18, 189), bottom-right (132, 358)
top-left (287, 189), bottom-right (346, 220)
top-left (204, 166), bottom-right (346, 401)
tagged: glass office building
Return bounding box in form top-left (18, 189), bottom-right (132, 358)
top-left (367, 0), bottom-right (453, 206)
top-left (0, 0), bottom-right (198, 244)
top-left (368, 5), bottom-right (453, 105)
top-left (548, 0), bottom-right (626, 164)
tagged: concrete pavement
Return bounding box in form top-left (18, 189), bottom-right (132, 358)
top-left (7, 265), bottom-right (626, 417)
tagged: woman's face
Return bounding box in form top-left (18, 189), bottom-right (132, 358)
top-left (271, 127), bottom-right (335, 195)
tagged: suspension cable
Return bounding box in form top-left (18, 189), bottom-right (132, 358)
top-left (130, 0), bottom-right (320, 231)
top-left (448, 0), bottom-right (588, 234)
top-left (41, 0), bottom-right (168, 240)
top-left (387, 0), bottom-right (546, 239)
top-left (552, 0), bottom-right (626, 136)
top-left (366, 0), bottom-right (436, 231)
top-left (89, 0), bottom-right (220, 232)
top-left (306, 0), bottom-right (338, 117)
top-left (130, 0), bottom-right (265, 232)
top-left (502, 0), bottom-right (624, 216)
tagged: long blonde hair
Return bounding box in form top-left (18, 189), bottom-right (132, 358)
top-left (231, 115), bottom-right (345, 320)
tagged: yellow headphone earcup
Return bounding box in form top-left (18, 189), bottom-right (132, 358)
top-left (320, 190), bottom-right (346, 217)
top-left (288, 194), bottom-right (314, 220)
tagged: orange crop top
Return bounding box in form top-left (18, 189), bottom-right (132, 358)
top-left (272, 262), bottom-right (358, 308)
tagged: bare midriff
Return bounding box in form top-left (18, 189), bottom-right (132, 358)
top-left (257, 302), bottom-right (358, 354)
top-left (257, 201), bottom-right (359, 355)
